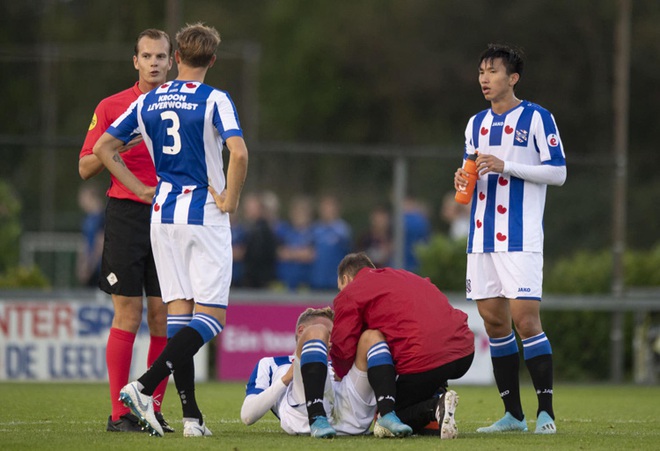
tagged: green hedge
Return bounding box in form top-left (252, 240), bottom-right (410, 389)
top-left (0, 178), bottom-right (49, 289)
top-left (0, 179), bottom-right (21, 273)
top-left (0, 266), bottom-right (49, 288)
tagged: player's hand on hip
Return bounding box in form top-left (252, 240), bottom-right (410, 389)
top-left (139, 185), bottom-right (155, 204)
top-left (208, 185), bottom-right (226, 209)
top-left (209, 185), bottom-right (239, 213)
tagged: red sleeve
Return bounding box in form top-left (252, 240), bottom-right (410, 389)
top-left (79, 99), bottom-right (113, 159)
top-left (329, 291), bottom-right (363, 379)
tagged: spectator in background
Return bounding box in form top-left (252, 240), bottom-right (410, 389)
top-left (403, 196), bottom-right (430, 273)
top-left (310, 195), bottom-right (352, 290)
top-left (230, 213), bottom-right (246, 287)
top-left (277, 196), bottom-right (315, 290)
top-left (76, 183), bottom-right (105, 287)
top-left (261, 190), bottom-right (286, 237)
top-left (241, 193), bottom-right (277, 288)
top-left (440, 191), bottom-right (471, 241)
top-left (356, 204), bottom-right (392, 268)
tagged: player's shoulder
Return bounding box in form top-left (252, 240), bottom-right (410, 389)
top-left (467, 107), bottom-right (492, 127)
top-left (97, 85), bottom-right (139, 109)
top-left (469, 107), bottom-right (491, 121)
top-left (259, 355), bottom-right (293, 367)
top-left (521, 100), bottom-right (554, 117)
top-left (204, 85), bottom-right (235, 102)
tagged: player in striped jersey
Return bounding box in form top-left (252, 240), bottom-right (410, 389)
top-left (240, 307), bottom-right (412, 438)
top-left (93, 23), bottom-right (248, 437)
top-left (454, 44), bottom-right (566, 434)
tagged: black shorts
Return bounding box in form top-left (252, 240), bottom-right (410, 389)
top-left (394, 353), bottom-right (475, 411)
top-left (99, 197), bottom-right (161, 297)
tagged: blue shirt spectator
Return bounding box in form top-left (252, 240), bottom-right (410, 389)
top-left (403, 197), bottom-right (430, 273)
top-left (276, 196), bottom-right (315, 290)
top-left (310, 195), bottom-right (352, 289)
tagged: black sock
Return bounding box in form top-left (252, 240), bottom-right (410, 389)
top-left (492, 353), bottom-right (524, 421)
top-left (367, 364), bottom-right (397, 416)
top-left (138, 327), bottom-right (204, 395)
top-left (174, 355), bottom-right (202, 421)
top-left (301, 362), bottom-right (327, 423)
top-left (525, 354), bottom-right (554, 419)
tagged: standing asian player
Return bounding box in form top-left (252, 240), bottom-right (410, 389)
top-left (454, 43), bottom-right (566, 434)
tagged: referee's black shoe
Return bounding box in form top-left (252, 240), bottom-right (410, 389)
top-left (155, 411), bottom-right (175, 433)
top-left (106, 413), bottom-right (148, 433)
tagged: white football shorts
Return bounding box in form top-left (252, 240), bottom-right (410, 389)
top-left (278, 359), bottom-right (376, 436)
top-left (466, 251), bottom-right (543, 301)
top-left (150, 223), bottom-right (232, 307)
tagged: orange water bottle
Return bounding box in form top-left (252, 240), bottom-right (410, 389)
top-left (455, 153), bottom-right (478, 204)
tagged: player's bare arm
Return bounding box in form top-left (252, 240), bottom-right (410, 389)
top-left (219, 136), bottom-right (248, 214)
top-left (93, 132), bottom-right (154, 203)
top-left (79, 154), bottom-right (105, 180)
top-left (78, 136), bottom-right (145, 180)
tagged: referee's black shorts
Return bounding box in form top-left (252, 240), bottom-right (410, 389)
top-left (99, 197), bottom-right (161, 298)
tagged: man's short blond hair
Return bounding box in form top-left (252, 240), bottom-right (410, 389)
top-left (175, 22), bottom-right (221, 68)
top-left (296, 307), bottom-right (334, 329)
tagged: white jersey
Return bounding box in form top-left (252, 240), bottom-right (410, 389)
top-left (463, 100), bottom-right (566, 253)
top-left (107, 80), bottom-right (243, 227)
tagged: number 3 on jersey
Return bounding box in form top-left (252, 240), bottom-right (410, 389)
top-left (161, 111), bottom-right (181, 155)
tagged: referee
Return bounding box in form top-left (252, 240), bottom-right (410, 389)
top-left (78, 29), bottom-right (174, 434)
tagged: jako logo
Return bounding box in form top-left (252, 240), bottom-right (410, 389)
top-left (518, 287), bottom-right (531, 293)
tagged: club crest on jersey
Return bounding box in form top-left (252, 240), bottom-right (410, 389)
top-left (515, 129), bottom-right (528, 143)
top-left (547, 133), bottom-right (559, 147)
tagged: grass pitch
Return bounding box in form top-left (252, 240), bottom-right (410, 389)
top-left (1, 382), bottom-right (658, 450)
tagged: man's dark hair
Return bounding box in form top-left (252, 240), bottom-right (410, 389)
top-left (479, 43), bottom-right (524, 85)
top-left (337, 252), bottom-right (376, 279)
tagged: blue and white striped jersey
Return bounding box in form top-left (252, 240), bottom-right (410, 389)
top-left (244, 355), bottom-right (294, 419)
top-left (107, 80), bottom-right (243, 226)
top-left (463, 101), bottom-right (566, 253)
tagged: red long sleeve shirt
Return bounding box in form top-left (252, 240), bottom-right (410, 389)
top-left (330, 267), bottom-right (474, 379)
